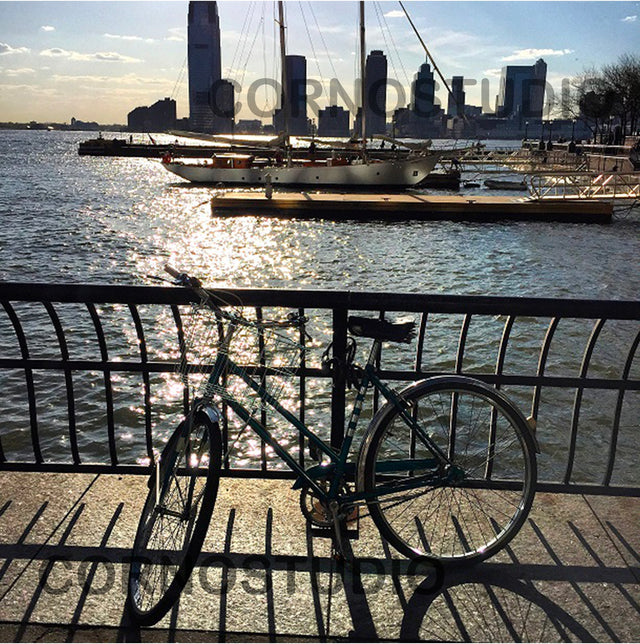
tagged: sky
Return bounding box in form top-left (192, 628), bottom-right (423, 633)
top-left (0, 1), bottom-right (639, 125)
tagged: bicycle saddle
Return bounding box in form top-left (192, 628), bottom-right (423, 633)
top-left (347, 316), bottom-right (416, 343)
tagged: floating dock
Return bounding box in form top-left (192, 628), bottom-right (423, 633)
top-left (211, 191), bottom-right (613, 223)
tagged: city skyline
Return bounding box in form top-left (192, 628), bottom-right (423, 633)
top-left (1, 1), bottom-right (639, 125)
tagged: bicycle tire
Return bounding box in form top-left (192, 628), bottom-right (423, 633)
top-left (127, 410), bottom-right (222, 625)
top-left (358, 376), bottom-right (537, 565)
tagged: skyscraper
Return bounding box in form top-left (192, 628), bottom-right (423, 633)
top-left (188, 2), bottom-right (222, 132)
top-left (412, 59), bottom-right (436, 117)
top-left (447, 76), bottom-right (465, 117)
top-left (318, 105), bottom-right (349, 137)
top-left (364, 50), bottom-right (387, 135)
top-left (273, 55), bottom-right (308, 136)
top-left (210, 79), bottom-right (235, 134)
top-left (496, 58), bottom-right (547, 119)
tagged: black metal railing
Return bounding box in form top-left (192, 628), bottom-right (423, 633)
top-left (0, 282), bottom-right (638, 495)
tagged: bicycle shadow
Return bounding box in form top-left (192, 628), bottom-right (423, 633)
top-left (122, 504), bottom-right (640, 642)
top-left (1, 475), bottom-right (639, 642)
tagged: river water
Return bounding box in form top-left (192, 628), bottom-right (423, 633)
top-left (1, 131), bottom-right (638, 297)
top-left (0, 130), bottom-right (638, 485)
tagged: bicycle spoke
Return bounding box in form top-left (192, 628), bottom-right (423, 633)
top-left (363, 380), bottom-right (536, 563)
top-left (128, 417), bottom-right (220, 623)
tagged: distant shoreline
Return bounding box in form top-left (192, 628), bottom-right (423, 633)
top-left (0, 122), bottom-right (124, 132)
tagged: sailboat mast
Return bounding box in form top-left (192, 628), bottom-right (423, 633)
top-left (277, 1), bottom-right (290, 150)
top-left (359, 1), bottom-right (367, 159)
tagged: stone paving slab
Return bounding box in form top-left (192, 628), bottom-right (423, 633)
top-left (0, 472), bottom-right (638, 642)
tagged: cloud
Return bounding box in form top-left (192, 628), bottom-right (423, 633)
top-left (483, 68), bottom-right (503, 78)
top-left (40, 48), bottom-right (142, 63)
top-left (621, 15), bottom-right (637, 22)
top-left (501, 48), bottom-right (574, 62)
top-left (0, 42), bottom-right (30, 55)
top-left (51, 72), bottom-right (170, 87)
top-left (41, 25), bottom-right (55, 32)
top-left (40, 47), bottom-right (71, 57)
top-left (165, 27), bottom-right (185, 42)
top-left (383, 10), bottom-right (405, 18)
top-left (309, 24), bottom-right (346, 35)
top-left (2, 67), bottom-right (36, 77)
top-left (103, 33), bottom-right (156, 43)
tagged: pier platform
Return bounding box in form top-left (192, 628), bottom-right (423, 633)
top-left (210, 191), bottom-right (613, 223)
top-left (0, 472), bottom-right (638, 641)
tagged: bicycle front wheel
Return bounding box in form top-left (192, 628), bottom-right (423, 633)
top-left (358, 377), bottom-right (537, 565)
top-left (127, 410), bottom-right (222, 625)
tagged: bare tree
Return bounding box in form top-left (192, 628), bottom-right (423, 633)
top-left (602, 53), bottom-right (640, 139)
top-left (570, 55), bottom-right (640, 142)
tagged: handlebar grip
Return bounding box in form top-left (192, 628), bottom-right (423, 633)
top-left (164, 264), bottom-right (203, 289)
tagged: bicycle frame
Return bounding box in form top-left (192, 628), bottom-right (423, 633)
top-left (195, 316), bottom-right (451, 507)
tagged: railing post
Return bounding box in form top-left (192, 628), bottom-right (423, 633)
top-left (330, 306), bottom-right (348, 449)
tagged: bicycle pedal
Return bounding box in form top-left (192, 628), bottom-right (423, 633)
top-left (345, 505), bottom-right (359, 524)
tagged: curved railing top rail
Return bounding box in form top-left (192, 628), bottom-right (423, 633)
top-left (1, 282), bottom-right (638, 319)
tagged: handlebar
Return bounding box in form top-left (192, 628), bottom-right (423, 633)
top-left (161, 265), bottom-right (307, 330)
top-left (164, 264), bottom-right (202, 288)
top-left (164, 264), bottom-right (181, 278)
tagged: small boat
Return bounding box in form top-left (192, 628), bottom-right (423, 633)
top-left (484, 179), bottom-right (527, 191)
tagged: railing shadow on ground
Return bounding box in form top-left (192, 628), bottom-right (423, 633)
top-left (1, 478), bottom-right (639, 643)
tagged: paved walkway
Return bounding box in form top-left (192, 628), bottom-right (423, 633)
top-left (0, 472), bottom-right (638, 642)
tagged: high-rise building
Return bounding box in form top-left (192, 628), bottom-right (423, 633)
top-left (364, 50), bottom-right (387, 135)
top-left (318, 105), bottom-right (350, 137)
top-left (412, 60), bottom-right (436, 117)
top-left (273, 55), bottom-right (309, 136)
top-left (210, 79), bottom-right (235, 133)
top-left (447, 76), bottom-right (465, 117)
top-left (188, 2), bottom-right (222, 132)
top-left (128, 98), bottom-right (176, 132)
top-left (496, 58), bottom-right (547, 119)
top-left (398, 59), bottom-right (444, 138)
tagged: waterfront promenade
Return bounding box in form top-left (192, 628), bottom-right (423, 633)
top-left (0, 472), bottom-right (638, 642)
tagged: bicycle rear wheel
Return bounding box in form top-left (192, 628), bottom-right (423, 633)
top-left (358, 376), bottom-right (537, 565)
top-left (127, 410), bottom-right (222, 625)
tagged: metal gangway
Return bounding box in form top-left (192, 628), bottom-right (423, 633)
top-left (444, 146), bottom-right (586, 174)
top-left (527, 171), bottom-right (640, 202)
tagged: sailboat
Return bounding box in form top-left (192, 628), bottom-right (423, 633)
top-left (161, 2), bottom-right (440, 188)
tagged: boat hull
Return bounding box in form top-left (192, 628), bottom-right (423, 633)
top-left (161, 155), bottom-right (440, 187)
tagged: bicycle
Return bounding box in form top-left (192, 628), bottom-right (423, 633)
top-left (127, 266), bottom-right (538, 625)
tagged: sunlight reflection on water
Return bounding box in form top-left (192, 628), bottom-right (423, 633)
top-left (0, 131), bottom-right (638, 483)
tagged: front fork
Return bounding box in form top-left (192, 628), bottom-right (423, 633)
top-left (151, 404), bottom-right (220, 516)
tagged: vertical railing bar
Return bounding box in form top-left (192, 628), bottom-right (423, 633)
top-left (603, 327), bottom-right (640, 486)
top-left (170, 304), bottom-right (189, 417)
top-left (531, 318), bottom-right (560, 422)
top-left (298, 307), bottom-right (306, 469)
top-left (564, 318), bottom-right (606, 485)
top-left (373, 310), bottom-right (386, 414)
top-left (256, 307), bottom-right (267, 472)
top-left (455, 314), bottom-right (472, 375)
top-left (1, 301), bottom-right (42, 464)
top-left (86, 303), bottom-right (117, 467)
top-left (486, 315), bottom-right (515, 480)
top-left (330, 306), bottom-right (348, 450)
top-left (128, 304), bottom-right (153, 462)
top-left (215, 306), bottom-right (231, 473)
top-left (43, 302), bottom-right (80, 465)
top-left (495, 316), bottom-right (515, 391)
top-left (414, 312), bottom-right (428, 374)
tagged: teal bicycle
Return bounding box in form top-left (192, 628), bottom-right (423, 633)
top-left (127, 267), bottom-right (538, 625)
